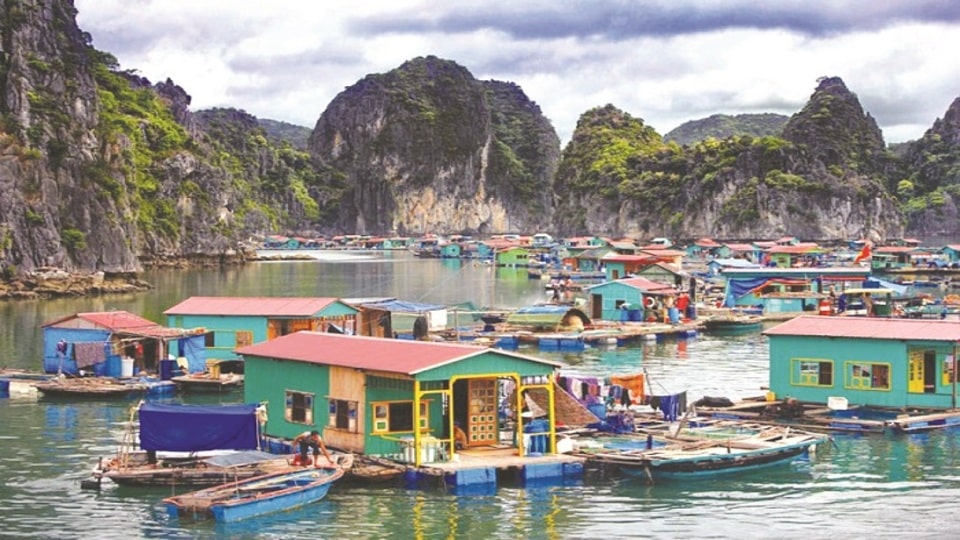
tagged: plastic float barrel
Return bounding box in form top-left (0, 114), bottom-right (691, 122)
top-left (120, 357), bottom-right (135, 378)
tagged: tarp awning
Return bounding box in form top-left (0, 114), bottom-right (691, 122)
top-left (138, 403), bottom-right (260, 452)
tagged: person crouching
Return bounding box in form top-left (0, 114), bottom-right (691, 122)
top-left (292, 429), bottom-right (333, 466)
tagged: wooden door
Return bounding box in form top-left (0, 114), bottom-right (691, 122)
top-left (467, 379), bottom-right (498, 447)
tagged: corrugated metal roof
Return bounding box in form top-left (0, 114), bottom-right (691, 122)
top-left (607, 277), bottom-right (676, 293)
top-left (164, 297), bottom-right (342, 317)
top-left (764, 315), bottom-right (960, 341)
top-left (43, 311), bottom-right (194, 338)
top-left (237, 332), bottom-right (562, 375)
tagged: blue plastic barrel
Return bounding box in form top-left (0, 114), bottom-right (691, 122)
top-left (159, 359), bottom-right (175, 380)
top-left (0, 379), bottom-right (9, 398)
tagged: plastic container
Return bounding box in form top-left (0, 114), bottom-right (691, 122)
top-left (120, 357), bottom-right (134, 378)
top-left (159, 359), bottom-right (175, 380)
top-left (0, 379), bottom-right (9, 399)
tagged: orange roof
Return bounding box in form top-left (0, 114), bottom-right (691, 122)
top-left (164, 297), bottom-right (344, 317)
top-left (765, 315), bottom-right (960, 341)
top-left (238, 332), bottom-right (561, 375)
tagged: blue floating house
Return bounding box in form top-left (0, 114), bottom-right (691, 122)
top-left (164, 297), bottom-right (360, 361)
top-left (585, 277), bottom-right (676, 322)
top-left (41, 311), bottom-right (207, 377)
top-left (766, 316), bottom-right (960, 410)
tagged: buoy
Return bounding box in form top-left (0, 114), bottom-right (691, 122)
top-left (643, 296), bottom-right (658, 309)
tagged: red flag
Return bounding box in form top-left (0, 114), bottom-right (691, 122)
top-left (854, 243), bottom-right (872, 264)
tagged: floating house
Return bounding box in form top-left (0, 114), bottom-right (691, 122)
top-left (586, 277), bottom-right (677, 322)
top-left (720, 267), bottom-right (871, 313)
top-left (164, 297), bottom-right (361, 361)
top-left (238, 333), bottom-right (564, 467)
top-left (41, 311), bottom-right (207, 377)
top-left (601, 254), bottom-right (658, 280)
top-left (766, 316), bottom-right (960, 410)
top-left (495, 246), bottom-right (531, 267)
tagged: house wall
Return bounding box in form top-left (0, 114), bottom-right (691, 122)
top-left (587, 283), bottom-right (643, 321)
top-left (769, 335), bottom-right (958, 408)
top-left (243, 356), bottom-right (330, 440)
top-left (167, 314), bottom-right (267, 360)
top-left (416, 351), bottom-right (554, 381)
top-left (323, 366), bottom-right (366, 453)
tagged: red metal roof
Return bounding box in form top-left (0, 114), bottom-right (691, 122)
top-left (43, 311), bottom-right (194, 339)
top-left (610, 277), bottom-right (676, 293)
top-left (764, 315), bottom-right (960, 341)
top-left (164, 297), bottom-right (343, 317)
top-left (237, 332), bottom-right (561, 375)
top-left (875, 246), bottom-right (916, 253)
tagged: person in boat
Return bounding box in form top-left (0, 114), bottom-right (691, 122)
top-left (293, 430), bottom-right (333, 466)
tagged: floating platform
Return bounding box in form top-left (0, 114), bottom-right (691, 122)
top-left (364, 446), bottom-right (585, 493)
top-left (694, 396), bottom-right (960, 434)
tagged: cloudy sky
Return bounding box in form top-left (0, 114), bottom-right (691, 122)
top-left (75, 0), bottom-right (960, 145)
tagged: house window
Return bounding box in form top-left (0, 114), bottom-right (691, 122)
top-left (328, 399), bottom-right (358, 432)
top-left (285, 391), bottom-right (314, 425)
top-left (236, 330), bottom-right (253, 348)
top-left (944, 355), bottom-right (957, 385)
top-left (792, 358), bottom-right (833, 386)
top-left (846, 362), bottom-right (891, 390)
top-left (204, 332), bottom-right (215, 348)
top-left (371, 401), bottom-right (425, 434)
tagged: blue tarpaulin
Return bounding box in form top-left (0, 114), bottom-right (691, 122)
top-left (138, 403), bottom-right (260, 451)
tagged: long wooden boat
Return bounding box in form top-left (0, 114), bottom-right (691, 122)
top-left (587, 428), bottom-right (827, 483)
top-left (164, 465), bottom-right (344, 522)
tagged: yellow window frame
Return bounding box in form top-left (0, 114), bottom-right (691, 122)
top-left (370, 400), bottom-right (430, 434)
top-left (843, 360), bottom-right (892, 391)
top-left (790, 357), bottom-right (833, 387)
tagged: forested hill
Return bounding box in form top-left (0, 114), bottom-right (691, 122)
top-left (664, 113), bottom-right (790, 146)
top-left (2, 1), bottom-right (960, 286)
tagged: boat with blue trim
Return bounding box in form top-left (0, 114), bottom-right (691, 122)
top-left (163, 465), bottom-right (344, 522)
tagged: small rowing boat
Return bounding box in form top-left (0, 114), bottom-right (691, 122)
top-left (164, 465), bottom-right (344, 522)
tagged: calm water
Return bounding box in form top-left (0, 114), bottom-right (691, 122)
top-left (2, 252), bottom-right (960, 538)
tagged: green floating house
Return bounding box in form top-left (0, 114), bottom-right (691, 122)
top-left (766, 316), bottom-right (960, 410)
top-left (164, 297), bottom-right (360, 361)
top-left (237, 332), bottom-right (563, 467)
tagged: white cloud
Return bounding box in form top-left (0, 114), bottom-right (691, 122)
top-left (75, 1), bottom-right (960, 144)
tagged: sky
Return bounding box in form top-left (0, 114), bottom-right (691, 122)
top-left (74, 1), bottom-right (960, 145)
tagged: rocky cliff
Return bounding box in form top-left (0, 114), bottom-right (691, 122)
top-left (308, 56), bottom-right (559, 235)
top-left (0, 0), bottom-right (314, 290)
top-left (553, 78), bottom-right (905, 241)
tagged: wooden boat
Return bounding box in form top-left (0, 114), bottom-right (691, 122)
top-left (702, 313), bottom-right (764, 334)
top-left (587, 428), bottom-right (827, 483)
top-left (164, 465), bottom-right (344, 522)
top-left (89, 402), bottom-right (270, 487)
top-left (344, 455), bottom-right (406, 484)
top-left (171, 372), bottom-right (243, 392)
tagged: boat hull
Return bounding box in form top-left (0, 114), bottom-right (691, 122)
top-left (618, 444), bottom-right (811, 480)
top-left (164, 466), bottom-right (343, 522)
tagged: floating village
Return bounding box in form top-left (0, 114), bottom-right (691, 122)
top-left (5, 232), bottom-right (960, 522)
